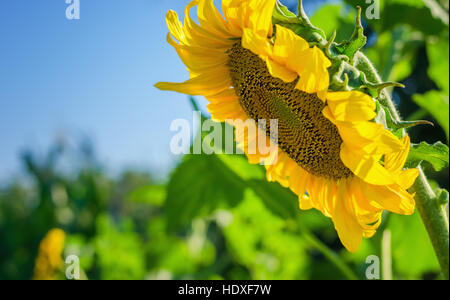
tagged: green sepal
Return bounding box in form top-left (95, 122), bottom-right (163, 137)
top-left (380, 103), bottom-right (434, 131)
top-left (273, 0), bottom-right (298, 21)
top-left (328, 59), bottom-right (362, 91)
top-left (359, 72), bottom-right (405, 98)
top-left (272, 0), bottom-right (326, 43)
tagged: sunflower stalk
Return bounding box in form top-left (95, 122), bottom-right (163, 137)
top-left (354, 40), bottom-right (449, 281)
top-left (347, 20), bottom-right (449, 282)
top-left (411, 167), bottom-right (450, 280)
top-left (349, 24), bottom-right (450, 283)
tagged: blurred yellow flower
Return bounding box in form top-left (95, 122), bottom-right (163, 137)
top-left (33, 228), bottom-right (66, 280)
top-left (156, 0), bottom-right (419, 252)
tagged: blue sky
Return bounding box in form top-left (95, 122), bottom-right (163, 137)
top-left (0, 0), bottom-right (329, 182)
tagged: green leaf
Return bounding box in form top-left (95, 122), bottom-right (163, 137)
top-left (94, 215), bottom-right (146, 280)
top-left (427, 37), bottom-right (450, 94)
top-left (383, 0), bottom-right (448, 35)
top-left (164, 154), bottom-right (245, 232)
top-left (335, 7), bottom-right (367, 60)
top-left (221, 189), bottom-right (310, 279)
top-left (365, 29), bottom-right (420, 82)
top-left (310, 4), bottom-right (354, 42)
top-left (247, 179), bottom-right (299, 220)
top-left (406, 142), bottom-right (450, 171)
top-left (412, 91), bottom-right (449, 141)
top-left (146, 217), bottom-right (199, 276)
top-left (389, 212), bottom-right (441, 279)
top-left (344, 0), bottom-right (448, 35)
top-left (128, 185), bottom-right (166, 206)
top-left (216, 154), bottom-right (265, 181)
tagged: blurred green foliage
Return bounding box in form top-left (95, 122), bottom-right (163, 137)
top-left (0, 0), bottom-right (448, 280)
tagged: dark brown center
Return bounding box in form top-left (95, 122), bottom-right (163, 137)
top-left (228, 42), bottom-right (352, 180)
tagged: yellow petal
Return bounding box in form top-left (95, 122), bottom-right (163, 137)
top-left (363, 230), bottom-right (377, 238)
top-left (340, 144), bottom-right (395, 185)
top-left (266, 152), bottom-right (291, 186)
top-left (299, 194), bottom-right (313, 210)
top-left (207, 98), bottom-right (247, 122)
top-left (241, 28), bottom-right (272, 57)
top-left (326, 91), bottom-right (377, 122)
top-left (333, 182), bottom-right (363, 253)
top-left (362, 183), bottom-right (416, 215)
top-left (347, 179), bottom-right (383, 239)
top-left (197, 0), bottom-right (232, 38)
top-left (295, 47), bottom-right (331, 101)
top-left (348, 177), bottom-right (377, 213)
top-left (265, 58), bottom-right (298, 83)
top-left (308, 177), bottom-right (336, 217)
top-left (155, 68), bottom-right (231, 96)
top-left (166, 34), bottom-right (229, 74)
top-left (385, 135), bottom-right (411, 172)
top-left (397, 168), bottom-right (420, 189)
top-left (234, 119), bottom-right (277, 165)
top-left (207, 88), bottom-right (239, 103)
top-left (272, 25), bottom-right (309, 69)
top-left (288, 165), bottom-right (309, 199)
top-left (166, 10), bottom-right (187, 43)
top-left (247, 0), bottom-right (276, 37)
top-left (324, 109), bottom-right (404, 155)
top-left (183, 1), bottom-right (233, 49)
top-left (221, 0), bottom-right (246, 35)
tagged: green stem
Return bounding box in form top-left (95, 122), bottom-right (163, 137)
top-left (355, 51), bottom-right (449, 279)
top-left (354, 52), bottom-right (402, 123)
top-left (412, 167), bottom-right (450, 280)
top-left (381, 229), bottom-right (393, 280)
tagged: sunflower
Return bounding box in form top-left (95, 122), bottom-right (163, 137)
top-left (155, 0), bottom-right (419, 252)
top-left (33, 228), bottom-right (66, 280)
